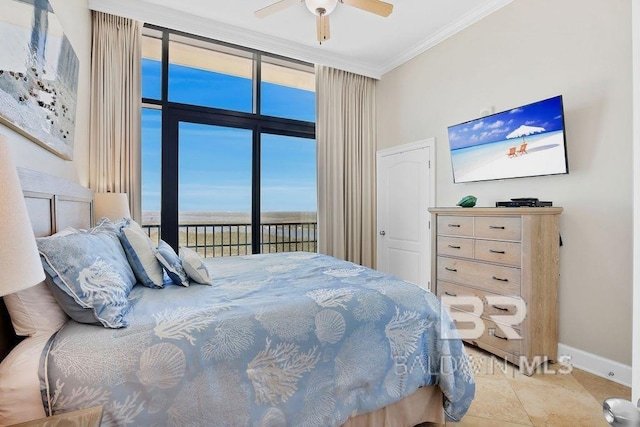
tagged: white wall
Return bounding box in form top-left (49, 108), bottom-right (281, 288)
top-left (378, 0), bottom-right (633, 367)
top-left (1, 0), bottom-right (91, 185)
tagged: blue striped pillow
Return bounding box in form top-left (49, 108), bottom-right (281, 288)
top-left (156, 240), bottom-right (189, 287)
top-left (119, 222), bottom-right (164, 289)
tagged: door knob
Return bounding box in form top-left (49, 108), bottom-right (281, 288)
top-left (379, 231), bottom-right (386, 236)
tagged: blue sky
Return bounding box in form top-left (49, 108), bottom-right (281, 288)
top-left (141, 59), bottom-right (317, 213)
top-left (447, 96), bottom-right (564, 151)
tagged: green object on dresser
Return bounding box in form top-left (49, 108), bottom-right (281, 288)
top-left (457, 195), bottom-right (477, 207)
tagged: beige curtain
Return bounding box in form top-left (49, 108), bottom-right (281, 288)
top-left (89, 12), bottom-right (142, 222)
top-left (316, 65), bottom-right (376, 268)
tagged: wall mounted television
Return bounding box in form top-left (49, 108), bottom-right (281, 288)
top-left (447, 95), bottom-right (568, 184)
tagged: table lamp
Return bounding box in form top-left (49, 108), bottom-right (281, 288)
top-left (94, 192), bottom-right (131, 222)
top-left (0, 135), bottom-right (45, 296)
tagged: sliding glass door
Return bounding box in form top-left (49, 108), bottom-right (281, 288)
top-left (160, 117), bottom-right (316, 257)
top-left (178, 122), bottom-right (253, 257)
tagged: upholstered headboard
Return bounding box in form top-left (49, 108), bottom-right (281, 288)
top-left (0, 168), bottom-right (93, 361)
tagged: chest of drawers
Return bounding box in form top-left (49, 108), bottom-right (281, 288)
top-left (429, 207), bottom-right (562, 373)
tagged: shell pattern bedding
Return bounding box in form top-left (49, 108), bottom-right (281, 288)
top-left (39, 252), bottom-right (475, 426)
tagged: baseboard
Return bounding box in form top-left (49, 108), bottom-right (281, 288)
top-left (558, 343), bottom-right (632, 387)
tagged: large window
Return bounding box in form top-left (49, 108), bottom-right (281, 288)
top-left (141, 26), bottom-right (316, 256)
top-left (261, 134), bottom-right (317, 253)
top-left (261, 56), bottom-right (316, 122)
top-left (168, 35), bottom-right (254, 112)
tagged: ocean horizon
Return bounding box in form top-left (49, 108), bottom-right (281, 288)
top-left (142, 211), bottom-right (317, 225)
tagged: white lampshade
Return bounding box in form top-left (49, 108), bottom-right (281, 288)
top-left (0, 136), bottom-right (45, 296)
top-left (94, 192), bottom-right (131, 222)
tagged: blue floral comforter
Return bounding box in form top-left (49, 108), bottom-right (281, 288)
top-left (40, 252), bottom-right (474, 426)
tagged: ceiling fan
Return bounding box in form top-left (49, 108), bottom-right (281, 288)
top-left (254, 0), bottom-right (394, 44)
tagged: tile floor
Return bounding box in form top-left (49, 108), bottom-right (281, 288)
top-left (444, 345), bottom-right (631, 426)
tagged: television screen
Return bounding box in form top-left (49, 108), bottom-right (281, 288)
top-left (447, 95), bottom-right (568, 184)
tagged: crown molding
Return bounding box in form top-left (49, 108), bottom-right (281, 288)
top-left (88, 0), bottom-right (382, 78)
top-left (88, 0), bottom-right (514, 79)
top-left (378, 0), bottom-right (515, 76)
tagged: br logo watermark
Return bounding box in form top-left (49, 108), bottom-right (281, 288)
top-left (440, 294), bottom-right (573, 375)
top-left (440, 294), bottom-right (526, 340)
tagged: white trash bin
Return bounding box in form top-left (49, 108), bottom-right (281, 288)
top-left (603, 398), bottom-right (640, 426)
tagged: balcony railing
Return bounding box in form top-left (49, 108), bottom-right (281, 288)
top-left (142, 222), bottom-right (317, 258)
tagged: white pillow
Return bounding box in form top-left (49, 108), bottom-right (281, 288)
top-left (3, 282), bottom-right (69, 337)
top-left (3, 228), bottom-right (77, 337)
top-left (119, 222), bottom-right (164, 288)
top-left (179, 247), bottom-right (212, 285)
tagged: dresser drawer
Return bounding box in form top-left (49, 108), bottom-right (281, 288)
top-left (449, 311), bottom-right (522, 357)
top-left (438, 281), bottom-right (482, 313)
top-left (475, 216), bottom-right (522, 241)
top-left (437, 236), bottom-right (473, 258)
top-left (477, 317), bottom-right (522, 357)
top-left (437, 216), bottom-right (473, 237)
top-left (437, 256), bottom-right (520, 295)
top-left (437, 281), bottom-right (522, 317)
top-left (474, 239), bottom-right (521, 266)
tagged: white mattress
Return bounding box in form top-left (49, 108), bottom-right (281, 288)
top-left (0, 333), bottom-right (51, 426)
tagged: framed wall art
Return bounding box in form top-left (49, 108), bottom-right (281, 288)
top-left (0, 0), bottom-right (79, 160)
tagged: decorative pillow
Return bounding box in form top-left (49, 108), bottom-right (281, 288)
top-left (119, 221), bottom-right (164, 288)
top-left (156, 240), bottom-right (189, 287)
top-left (36, 227), bottom-right (137, 328)
top-left (179, 247), bottom-right (212, 285)
top-left (93, 216), bottom-right (127, 233)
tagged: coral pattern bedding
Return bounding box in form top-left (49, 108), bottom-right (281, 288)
top-left (39, 252), bottom-right (474, 426)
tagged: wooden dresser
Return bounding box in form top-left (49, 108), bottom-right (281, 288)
top-left (429, 207), bottom-right (562, 372)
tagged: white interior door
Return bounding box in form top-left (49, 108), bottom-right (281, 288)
top-left (632, 0), bottom-right (639, 405)
top-left (377, 139), bottom-right (435, 290)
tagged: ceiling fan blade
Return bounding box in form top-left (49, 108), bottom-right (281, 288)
top-left (340, 0), bottom-right (393, 17)
top-left (317, 13), bottom-right (330, 43)
top-left (255, 0), bottom-right (301, 18)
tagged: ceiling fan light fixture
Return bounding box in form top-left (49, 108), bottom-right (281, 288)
top-left (305, 0), bottom-right (338, 16)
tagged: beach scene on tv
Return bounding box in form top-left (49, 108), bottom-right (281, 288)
top-left (448, 96), bottom-right (568, 183)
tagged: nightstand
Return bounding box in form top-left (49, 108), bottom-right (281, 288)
top-left (10, 406), bottom-right (103, 427)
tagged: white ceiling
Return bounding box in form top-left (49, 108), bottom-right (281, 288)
top-left (88, 0), bottom-right (514, 78)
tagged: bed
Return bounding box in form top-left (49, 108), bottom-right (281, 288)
top-left (0, 169), bottom-right (474, 426)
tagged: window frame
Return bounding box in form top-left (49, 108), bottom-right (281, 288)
top-left (141, 24), bottom-right (316, 252)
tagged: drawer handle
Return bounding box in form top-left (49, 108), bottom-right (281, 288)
top-left (493, 332), bottom-right (509, 341)
top-left (444, 291), bottom-right (457, 297)
top-left (492, 305), bottom-right (510, 312)
top-left (448, 244), bottom-right (461, 249)
top-left (445, 267), bottom-right (458, 272)
top-left (492, 276), bottom-right (509, 282)
top-left (489, 225), bottom-right (505, 230)
top-left (489, 249), bottom-right (506, 254)
top-left (448, 224), bottom-right (461, 228)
